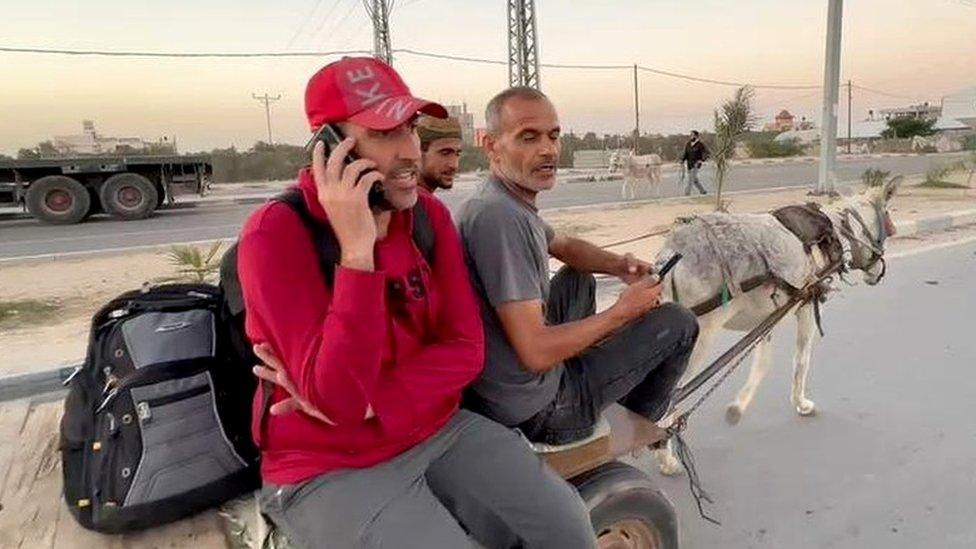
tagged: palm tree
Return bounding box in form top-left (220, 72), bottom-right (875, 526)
top-left (159, 242), bottom-right (224, 284)
top-left (712, 86), bottom-right (757, 211)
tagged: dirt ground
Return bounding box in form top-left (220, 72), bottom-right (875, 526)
top-left (1, 179), bottom-right (973, 377)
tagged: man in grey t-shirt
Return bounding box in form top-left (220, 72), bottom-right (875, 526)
top-left (457, 87), bottom-right (700, 446)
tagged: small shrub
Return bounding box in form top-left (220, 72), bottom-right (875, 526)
top-left (160, 242), bottom-right (224, 284)
top-left (861, 168), bottom-right (891, 188)
top-left (0, 299), bottom-right (61, 329)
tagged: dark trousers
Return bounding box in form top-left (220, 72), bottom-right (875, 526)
top-left (517, 267), bottom-right (699, 445)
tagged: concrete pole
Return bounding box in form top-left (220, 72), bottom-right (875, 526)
top-left (252, 93), bottom-right (282, 144)
top-left (816, 0), bottom-right (843, 194)
top-left (633, 64), bottom-right (640, 154)
top-left (847, 80), bottom-right (853, 154)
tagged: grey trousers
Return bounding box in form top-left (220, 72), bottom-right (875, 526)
top-left (684, 165), bottom-right (708, 195)
top-left (260, 409), bottom-right (595, 549)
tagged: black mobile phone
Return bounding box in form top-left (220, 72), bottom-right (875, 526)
top-left (308, 124), bottom-right (391, 210)
top-left (657, 253), bottom-right (683, 279)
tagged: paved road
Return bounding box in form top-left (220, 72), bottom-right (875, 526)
top-left (623, 239), bottom-right (976, 547)
top-left (0, 153), bottom-right (966, 260)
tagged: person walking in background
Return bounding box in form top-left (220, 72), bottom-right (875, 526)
top-left (681, 130), bottom-right (710, 195)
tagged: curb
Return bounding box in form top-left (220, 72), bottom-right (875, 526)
top-left (893, 208), bottom-right (976, 238)
top-left (0, 237), bottom-right (239, 265)
top-left (0, 366), bottom-right (75, 403)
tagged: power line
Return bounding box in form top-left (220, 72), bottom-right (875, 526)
top-left (0, 45), bottom-right (371, 58)
top-left (636, 65), bottom-right (819, 90)
top-left (0, 44), bottom-right (883, 93)
top-left (850, 84), bottom-right (921, 102)
top-left (284, 0), bottom-right (336, 50)
top-left (312, 0), bottom-right (362, 46)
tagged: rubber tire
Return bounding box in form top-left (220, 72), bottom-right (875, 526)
top-left (25, 175), bottom-right (91, 225)
top-left (572, 461), bottom-right (679, 549)
top-left (99, 172), bottom-right (158, 220)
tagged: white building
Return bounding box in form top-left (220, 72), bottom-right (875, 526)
top-left (941, 87), bottom-right (976, 129)
top-left (53, 121), bottom-right (160, 155)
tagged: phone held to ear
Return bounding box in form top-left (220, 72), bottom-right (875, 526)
top-left (308, 124), bottom-right (392, 211)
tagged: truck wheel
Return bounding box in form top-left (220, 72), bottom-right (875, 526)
top-left (100, 173), bottom-right (158, 220)
top-left (572, 461), bottom-right (679, 549)
top-left (26, 175), bottom-right (91, 225)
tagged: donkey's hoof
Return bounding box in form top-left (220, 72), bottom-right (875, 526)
top-left (658, 458), bottom-right (684, 477)
top-left (654, 450), bottom-right (684, 476)
top-left (795, 399), bottom-right (817, 416)
top-left (725, 404), bottom-right (743, 425)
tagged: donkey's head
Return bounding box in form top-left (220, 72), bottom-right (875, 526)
top-left (835, 175), bottom-right (901, 285)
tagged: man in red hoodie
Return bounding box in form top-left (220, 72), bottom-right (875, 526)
top-left (237, 57), bottom-right (593, 549)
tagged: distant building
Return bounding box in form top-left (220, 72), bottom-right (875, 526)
top-left (763, 110), bottom-right (812, 133)
top-left (877, 103), bottom-right (942, 122)
top-left (53, 121), bottom-right (171, 155)
top-left (572, 149), bottom-right (613, 169)
top-left (767, 109), bottom-right (796, 132)
top-left (941, 87), bottom-right (976, 129)
top-left (444, 104), bottom-right (475, 145)
top-left (473, 127), bottom-right (489, 148)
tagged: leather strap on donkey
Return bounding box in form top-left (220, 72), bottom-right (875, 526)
top-left (772, 202), bottom-right (845, 268)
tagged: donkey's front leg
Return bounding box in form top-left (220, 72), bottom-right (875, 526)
top-left (726, 334), bottom-right (773, 425)
top-left (653, 314), bottom-right (723, 476)
top-left (791, 303), bottom-right (818, 416)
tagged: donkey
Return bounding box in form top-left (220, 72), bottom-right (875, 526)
top-left (651, 176), bottom-right (901, 475)
top-left (610, 150), bottom-right (664, 200)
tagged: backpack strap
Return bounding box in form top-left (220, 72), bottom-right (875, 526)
top-left (410, 201), bottom-right (436, 266)
top-left (278, 187), bottom-right (437, 276)
top-left (274, 188), bottom-right (342, 286)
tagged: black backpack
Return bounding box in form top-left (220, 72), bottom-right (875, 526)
top-left (59, 283), bottom-right (261, 533)
top-left (60, 188), bottom-right (435, 533)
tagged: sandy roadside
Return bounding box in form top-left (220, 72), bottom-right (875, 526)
top-left (1, 178), bottom-right (973, 376)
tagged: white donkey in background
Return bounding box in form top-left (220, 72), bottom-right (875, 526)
top-left (651, 176), bottom-right (901, 475)
top-left (609, 150), bottom-right (664, 200)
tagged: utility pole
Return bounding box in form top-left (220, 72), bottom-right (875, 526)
top-left (632, 64), bottom-right (640, 153)
top-left (815, 0), bottom-right (843, 195)
top-left (252, 93), bottom-right (281, 144)
top-left (507, 0), bottom-right (541, 89)
top-left (847, 79), bottom-right (853, 154)
top-left (368, 0), bottom-right (392, 64)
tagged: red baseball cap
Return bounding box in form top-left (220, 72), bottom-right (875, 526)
top-left (305, 57), bottom-right (448, 131)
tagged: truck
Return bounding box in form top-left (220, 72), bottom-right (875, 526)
top-left (0, 154), bottom-right (212, 224)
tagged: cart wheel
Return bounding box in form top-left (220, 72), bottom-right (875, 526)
top-left (572, 461), bottom-right (679, 549)
top-left (100, 172), bottom-right (158, 220)
top-left (26, 175), bottom-right (91, 224)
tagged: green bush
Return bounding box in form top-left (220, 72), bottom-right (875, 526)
top-left (746, 135), bottom-right (804, 158)
top-left (881, 118), bottom-right (936, 139)
top-left (963, 135), bottom-right (976, 151)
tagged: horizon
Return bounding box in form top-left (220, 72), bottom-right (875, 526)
top-left (2, 0), bottom-right (975, 155)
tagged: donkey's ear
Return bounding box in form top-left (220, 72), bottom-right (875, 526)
top-left (880, 175), bottom-right (903, 203)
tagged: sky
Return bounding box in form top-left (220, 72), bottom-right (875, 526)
top-left (1, 0), bottom-right (974, 155)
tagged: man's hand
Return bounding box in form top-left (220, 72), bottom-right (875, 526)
top-left (610, 275), bottom-right (663, 321)
top-left (312, 138), bottom-right (381, 270)
top-left (615, 252), bottom-right (654, 285)
top-left (252, 343), bottom-right (336, 425)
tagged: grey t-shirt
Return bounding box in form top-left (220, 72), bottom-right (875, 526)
top-left (456, 177), bottom-right (559, 426)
